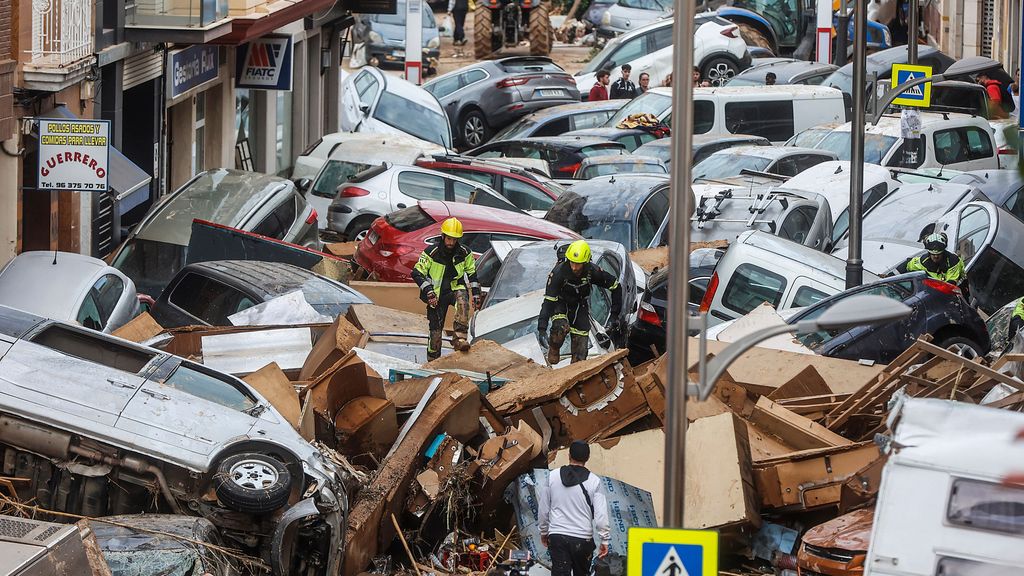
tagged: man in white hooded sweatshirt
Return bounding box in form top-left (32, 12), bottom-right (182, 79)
top-left (538, 440), bottom-right (610, 576)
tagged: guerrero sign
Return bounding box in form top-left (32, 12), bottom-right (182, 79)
top-left (38, 119), bottom-right (110, 192)
top-left (236, 35), bottom-right (293, 90)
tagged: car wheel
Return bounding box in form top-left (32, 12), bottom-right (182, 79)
top-left (702, 57), bottom-right (739, 87)
top-left (460, 110), bottom-right (491, 148)
top-left (936, 335), bottom-right (984, 360)
top-left (214, 453), bottom-right (292, 515)
top-left (346, 217), bottom-right (377, 242)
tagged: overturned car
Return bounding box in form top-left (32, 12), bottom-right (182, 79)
top-left (0, 305), bottom-right (346, 575)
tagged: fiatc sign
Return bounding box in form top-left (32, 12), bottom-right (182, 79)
top-left (37, 119), bottom-right (110, 192)
top-left (236, 35), bottom-right (293, 90)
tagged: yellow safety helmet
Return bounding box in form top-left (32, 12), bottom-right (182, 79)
top-left (440, 217), bottom-right (464, 238)
top-left (565, 240), bottom-right (591, 264)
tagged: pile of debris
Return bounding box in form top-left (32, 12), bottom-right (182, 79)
top-left (87, 301), bottom-right (1024, 575)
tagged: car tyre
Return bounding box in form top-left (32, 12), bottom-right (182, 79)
top-left (474, 5), bottom-right (495, 60)
top-left (936, 335), bottom-right (984, 360)
top-left (214, 453), bottom-right (292, 515)
top-left (529, 2), bottom-right (553, 56)
top-left (735, 22), bottom-right (772, 51)
top-left (346, 216), bottom-right (377, 242)
top-left (702, 57), bottom-right (739, 86)
top-left (460, 110), bottom-right (491, 148)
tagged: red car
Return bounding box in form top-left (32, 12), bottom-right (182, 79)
top-left (415, 155), bottom-right (567, 213)
top-left (354, 200), bottom-right (580, 282)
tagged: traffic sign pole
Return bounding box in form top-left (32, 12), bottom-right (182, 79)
top-left (908, 0), bottom-right (918, 64)
top-left (404, 0), bottom-right (423, 84)
top-left (816, 0), bottom-right (832, 64)
top-left (1019, 4), bottom-right (1023, 166)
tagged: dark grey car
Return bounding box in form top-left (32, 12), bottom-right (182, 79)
top-left (727, 58), bottom-right (838, 86)
top-left (424, 57), bottom-right (581, 149)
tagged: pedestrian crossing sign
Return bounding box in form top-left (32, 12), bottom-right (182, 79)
top-left (890, 64), bottom-right (933, 108)
top-left (627, 528), bottom-right (718, 576)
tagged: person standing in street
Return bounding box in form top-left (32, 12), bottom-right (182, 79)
top-left (448, 0), bottom-right (469, 46)
top-left (590, 70), bottom-right (611, 101)
top-left (411, 217), bottom-right (482, 360)
top-left (537, 240), bottom-right (623, 365)
top-left (539, 440), bottom-right (609, 576)
top-left (637, 72), bottom-right (650, 94)
top-left (609, 64), bottom-right (638, 99)
top-left (977, 71), bottom-right (1007, 118)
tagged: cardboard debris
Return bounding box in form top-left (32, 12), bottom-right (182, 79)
top-left (243, 362), bottom-right (301, 428)
top-left (766, 365), bottom-right (833, 401)
top-left (334, 396), bottom-right (399, 461)
top-left (202, 327), bottom-right (315, 375)
top-left (629, 240), bottom-right (727, 273)
top-left (476, 421), bottom-right (543, 509)
top-left (350, 281), bottom-right (456, 331)
top-left (753, 442), bottom-right (881, 510)
top-left (748, 396), bottom-right (852, 451)
top-left (487, 350), bottom-right (630, 413)
top-left (343, 376), bottom-right (481, 576)
top-left (300, 315), bottom-right (365, 381)
top-left (425, 339), bottom-right (550, 382)
top-left (684, 412), bottom-right (761, 529)
top-left (111, 312), bottom-right (163, 343)
top-left (716, 304), bottom-right (815, 355)
top-left (347, 303), bottom-right (430, 335)
top-left (325, 241), bottom-right (359, 258)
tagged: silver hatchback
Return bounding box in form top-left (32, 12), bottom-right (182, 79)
top-left (326, 163), bottom-right (521, 240)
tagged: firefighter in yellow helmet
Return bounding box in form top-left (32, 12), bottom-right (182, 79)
top-left (412, 217), bottom-right (481, 360)
top-left (537, 240), bottom-right (623, 365)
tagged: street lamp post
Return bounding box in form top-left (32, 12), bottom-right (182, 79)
top-left (908, 0), bottom-right (918, 65)
top-left (688, 295), bottom-right (913, 401)
top-left (846, 0), bottom-right (868, 290)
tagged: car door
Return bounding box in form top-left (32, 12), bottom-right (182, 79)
top-left (395, 170), bottom-right (446, 209)
top-left (0, 324), bottom-right (155, 427)
top-left (84, 273), bottom-right (130, 333)
top-left (635, 188), bottom-right (670, 250)
top-left (932, 126), bottom-right (998, 171)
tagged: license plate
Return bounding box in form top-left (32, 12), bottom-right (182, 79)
top-left (537, 89), bottom-right (564, 98)
top-left (368, 230), bottom-right (379, 245)
top-left (394, 50), bottom-right (405, 58)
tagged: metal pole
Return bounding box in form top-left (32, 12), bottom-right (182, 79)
top-left (1019, 3), bottom-right (1023, 167)
top-left (846, 0), bottom-right (867, 289)
top-left (908, 0), bottom-right (918, 64)
top-left (664, 0), bottom-right (695, 529)
top-left (835, 0), bottom-right (849, 66)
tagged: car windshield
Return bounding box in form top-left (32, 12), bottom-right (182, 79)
top-left (635, 143), bottom-right (672, 163)
top-left (619, 0), bottom-right (669, 10)
top-left (843, 190), bottom-right (959, 246)
top-left (605, 92), bottom-right (672, 126)
top-left (373, 91), bottom-right (451, 148)
top-left (164, 363), bottom-right (257, 412)
top-left (300, 280), bottom-right (367, 317)
top-left (786, 128), bottom-right (831, 148)
top-left (476, 315), bottom-right (576, 357)
top-left (312, 160), bottom-right (372, 199)
top-left (112, 238), bottom-right (187, 299)
top-left (486, 247), bottom-right (560, 307)
top-left (816, 131), bottom-right (897, 164)
top-left (692, 154), bottom-right (772, 181)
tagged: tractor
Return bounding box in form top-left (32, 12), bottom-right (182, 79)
top-left (473, 0), bottom-right (553, 60)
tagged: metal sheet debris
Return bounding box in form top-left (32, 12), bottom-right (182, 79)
top-left (200, 327), bottom-right (314, 375)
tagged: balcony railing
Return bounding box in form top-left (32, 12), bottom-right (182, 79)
top-left (31, 0), bottom-right (93, 66)
top-left (126, 0), bottom-right (229, 29)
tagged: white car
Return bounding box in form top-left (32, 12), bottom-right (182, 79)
top-left (340, 66), bottom-right (453, 149)
top-left (577, 15), bottom-right (751, 96)
top-left (292, 131), bottom-right (444, 182)
top-left (812, 112), bottom-right (1001, 172)
top-left (0, 251), bottom-right (140, 333)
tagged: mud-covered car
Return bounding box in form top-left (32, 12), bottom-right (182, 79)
top-left (0, 305), bottom-right (346, 576)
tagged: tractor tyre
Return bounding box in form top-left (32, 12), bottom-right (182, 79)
top-left (474, 5), bottom-right (495, 60)
top-left (529, 2), bottom-right (553, 56)
top-left (736, 22), bottom-right (773, 52)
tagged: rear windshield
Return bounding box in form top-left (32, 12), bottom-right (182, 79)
top-left (722, 263), bottom-right (787, 316)
top-left (581, 145), bottom-right (626, 158)
top-left (605, 91), bottom-right (672, 126)
top-left (499, 59), bottom-right (564, 74)
top-left (693, 154), bottom-right (772, 181)
top-left (385, 206), bottom-right (436, 232)
top-left (112, 238), bottom-right (187, 298)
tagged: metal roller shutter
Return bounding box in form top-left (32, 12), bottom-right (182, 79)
top-left (123, 49), bottom-right (163, 91)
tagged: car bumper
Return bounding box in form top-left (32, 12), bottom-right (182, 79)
top-left (738, 50), bottom-right (752, 70)
top-left (271, 487), bottom-right (347, 576)
top-left (353, 241), bottom-right (418, 282)
top-left (368, 44), bottom-right (440, 66)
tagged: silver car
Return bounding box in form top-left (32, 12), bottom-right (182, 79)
top-left (0, 251), bottom-right (139, 333)
top-left (112, 169), bottom-right (320, 298)
top-left (0, 305), bottom-right (346, 575)
top-left (326, 163), bottom-right (520, 240)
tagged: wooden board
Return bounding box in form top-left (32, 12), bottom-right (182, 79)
top-left (753, 442), bottom-right (881, 510)
top-left (111, 312), bottom-right (164, 343)
top-left (346, 303), bottom-right (429, 334)
top-left (749, 396), bottom-right (852, 450)
top-left (684, 412), bottom-right (761, 529)
top-left (767, 365), bottom-right (832, 401)
top-left (486, 350), bottom-right (629, 413)
top-left (424, 339), bottom-right (549, 382)
top-left (244, 362), bottom-right (301, 428)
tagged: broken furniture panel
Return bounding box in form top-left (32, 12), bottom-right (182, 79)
top-left (684, 412), bottom-right (761, 529)
top-left (753, 442), bottom-right (882, 510)
top-left (475, 421), bottom-right (543, 510)
top-left (487, 350), bottom-right (630, 413)
top-left (202, 326), bottom-right (315, 375)
top-left (110, 312), bottom-right (164, 343)
top-left (748, 396), bottom-right (852, 451)
top-left (243, 362), bottom-right (301, 429)
top-left (425, 339), bottom-right (550, 382)
top-left (334, 396), bottom-right (399, 461)
top-left (300, 314), bottom-right (365, 381)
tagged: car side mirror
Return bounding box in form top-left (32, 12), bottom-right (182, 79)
top-left (294, 178), bottom-right (312, 193)
top-left (595, 331), bottom-right (611, 350)
top-left (359, 103), bottom-right (371, 116)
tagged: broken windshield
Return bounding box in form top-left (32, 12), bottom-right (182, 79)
top-left (487, 247), bottom-right (560, 307)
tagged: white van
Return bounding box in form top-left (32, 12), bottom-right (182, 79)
top-left (699, 230), bottom-right (878, 326)
top-left (813, 112), bottom-right (1000, 171)
top-left (866, 397), bottom-right (1024, 575)
top-left (604, 85), bottom-right (847, 144)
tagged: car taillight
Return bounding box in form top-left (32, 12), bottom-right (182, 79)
top-left (340, 186), bottom-right (370, 197)
top-left (305, 208), bottom-right (318, 225)
top-left (720, 25), bottom-right (739, 38)
top-left (558, 162), bottom-right (582, 175)
top-left (638, 301), bottom-right (662, 327)
top-left (998, 146), bottom-right (1017, 155)
top-left (497, 77), bottom-right (529, 88)
top-left (378, 244), bottom-right (417, 258)
top-left (923, 277), bottom-right (961, 296)
top-left (699, 272), bottom-right (719, 314)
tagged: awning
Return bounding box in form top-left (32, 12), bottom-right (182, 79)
top-left (44, 105), bottom-right (152, 212)
top-left (210, 0), bottom-right (337, 45)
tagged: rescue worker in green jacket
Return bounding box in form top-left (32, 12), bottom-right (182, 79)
top-left (411, 217), bottom-right (482, 360)
top-left (1010, 298), bottom-right (1024, 342)
top-left (536, 240), bottom-right (623, 365)
top-left (895, 232), bottom-right (969, 298)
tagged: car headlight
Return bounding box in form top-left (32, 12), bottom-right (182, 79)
top-left (427, 36), bottom-right (440, 49)
top-left (883, 27), bottom-right (892, 47)
top-left (369, 30), bottom-right (383, 43)
top-left (601, 11), bottom-right (611, 25)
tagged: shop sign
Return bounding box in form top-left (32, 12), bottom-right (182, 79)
top-left (168, 45), bottom-right (220, 99)
top-left (342, 0), bottom-right (397, 14)
top-left (236, 35), bottom-right (293, 91)
top-left (37, 119), bottom-right (110, 192)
